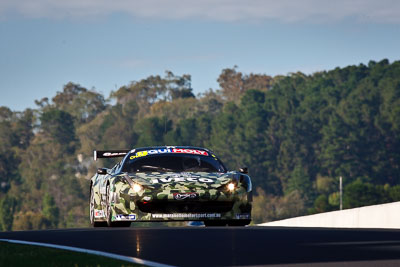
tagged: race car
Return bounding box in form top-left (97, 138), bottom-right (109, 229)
top-left (89, 146), bottom-right (252, 227)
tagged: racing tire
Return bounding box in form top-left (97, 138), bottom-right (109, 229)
top-left (105, 184), bottom-right (131, 227)
top-left (227, 220), bottom-right (251, 226)
top-left (204, 220), bottom-right (228, 227)
top-left (105, 184), bottom-right (114, 227)
top-left (90, 187), bottom-right (107, 227)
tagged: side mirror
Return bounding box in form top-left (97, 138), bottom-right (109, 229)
top-left (97, 168), bottom-right (108, 175)
top-left (239, 167), bottom-right (248, 174)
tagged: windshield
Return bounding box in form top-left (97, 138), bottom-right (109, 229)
top-left (122, 154), bottom-right (226, 173)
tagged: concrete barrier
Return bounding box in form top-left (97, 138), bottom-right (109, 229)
top-left (258, 201), bottom-right (400, 229)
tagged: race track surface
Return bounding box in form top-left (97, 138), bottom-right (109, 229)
top-left (2, 226), bottom-right (400, 266)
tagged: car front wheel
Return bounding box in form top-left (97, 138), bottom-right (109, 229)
top-left (90, 187), bottom-right (107, 227)
top-left (105, 184), bottom-right (131, 227)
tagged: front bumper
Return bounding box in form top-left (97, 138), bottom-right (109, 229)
top-left (110, 182), bottom-right (252, 222)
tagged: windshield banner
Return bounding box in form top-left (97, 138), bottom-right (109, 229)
top-left (130, 148), bottom-right (208, 159)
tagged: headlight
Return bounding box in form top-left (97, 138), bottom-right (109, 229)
top-left (227, 183), bottom-right (236, 191)
top-left (132, 183), bottom-right (143, 193)
top-left (124, 175), bottom-right (143, 193)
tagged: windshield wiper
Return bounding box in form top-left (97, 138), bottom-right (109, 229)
top-left (140, 165), bottom-right (174, 172)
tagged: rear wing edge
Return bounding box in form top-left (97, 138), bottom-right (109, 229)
top-left (94, 150), bottom-right (131, 161)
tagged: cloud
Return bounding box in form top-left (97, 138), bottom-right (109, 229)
top-left (1, 0), bottom-right (400, 23)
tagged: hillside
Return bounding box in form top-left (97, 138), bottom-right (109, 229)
top-left (1, 59), bottom-right (400, 230)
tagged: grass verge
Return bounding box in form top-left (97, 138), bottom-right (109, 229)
top-left (0, 241), bottom-right (144, 267)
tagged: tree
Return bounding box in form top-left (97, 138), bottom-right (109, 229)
top-left (11, 109), bottom-right (35, 149)
top-left (252, 187), bottom-right (306, 224)
top-left (234, 90), bottom-right (281, 194)
top-left (343, 180), bottom-right (388, 209)
top-left (286, 165), bottom-right (314, 206)
top-left (111, 71), bottom-right (194, 119)
top-left (42, 193), bottom-right (59, 228)
top-left (217, 66), bottom-right (272, 103)
top-left (40, 109), bottom-right (77, 152)
top-left (135, 117), bottom-right (172, 147)
top-left (1, 59), bottom-right (400, 229)
top-left (313, 195), bottom-right (332, 213)
top-left (389, 185), bottom-right (400, 201)
top-left (217, 66), bottom-right (244, 102)
top-left (0, 119), bottom-right (21, 192)
top-left (165, 71), bottom-right (195, 100)
top-left (209, 102), bottom-right (241, 169)
top-left (0, 196), bottom-right (16, 231)
top-left (52, 82), bottom-right (107, 124)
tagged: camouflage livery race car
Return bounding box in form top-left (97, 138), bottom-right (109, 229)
top-left (89, 146), bottom-right (252, 227)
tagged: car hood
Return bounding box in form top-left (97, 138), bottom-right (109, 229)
top-left (126, 171), bottom-right (234, 190)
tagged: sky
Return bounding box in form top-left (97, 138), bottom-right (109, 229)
top-left (1, 0), bottom-right (400, 111)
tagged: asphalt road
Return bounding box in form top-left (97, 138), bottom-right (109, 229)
top-left (2, 226), bottom-right (400, 266)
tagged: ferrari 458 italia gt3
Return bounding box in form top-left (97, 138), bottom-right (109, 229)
top-left (89, 146), bottom-right (252, 227)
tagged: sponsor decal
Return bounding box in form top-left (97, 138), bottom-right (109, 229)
top-left (235, 213), bottom-right (250, 219)
top-left (151, 177), bottom-right (214, 184)
top-left (94, 209), bottom-right (104, 218)
top-left (115, 214), bottom-right (137, 221)
top-left (172, 148), bottom-right (208, 156)
top-left (143, 196), bottom-right (151, 201)
top-left (130, 148), bottom-right (208, 160)
top-left (173, 192), bottom-right (199, 200)
top-left (130, 150), bottom-right (148, 159)
top-left (103, 152), bottom-right (127, 157)
top-left (152, 213), bottom-right (221, 219)
top-left (173, 172), bottom-right (193, 178)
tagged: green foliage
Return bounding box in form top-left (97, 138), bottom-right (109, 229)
top-left (312, 195), bottom-right (332, 213)
top-left (252, 187), bottom-right (306, 224)
top-left (12, 211), bottom-right (51, 230)
top-left (388, 185), bottom-right (400, 202)
top-left (0, 151), bottom-right (19, 193)
top-left (40, 109), bottom-right (77, 152)
top-left (286, 165), bottom-right (314, 205)
top-left (135, 117), bottom-right (172, 147)
top-left (0, 196), bottom-right (16, 231)
top-left (315, 175), bottom-right (337, 194)
top-left (328, 192), bottom-right (340, 207)
top-left (1, 60), bottom-right (400, 229)
top-left (42, 193), bottom-right (59, 228)
top-left (52, 82), bottom-right (107, 124)
top-left (343, 180), bottom-right (388, 209)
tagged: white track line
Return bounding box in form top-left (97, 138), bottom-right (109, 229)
top-left (0, 239), bottom-right (175, 267)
